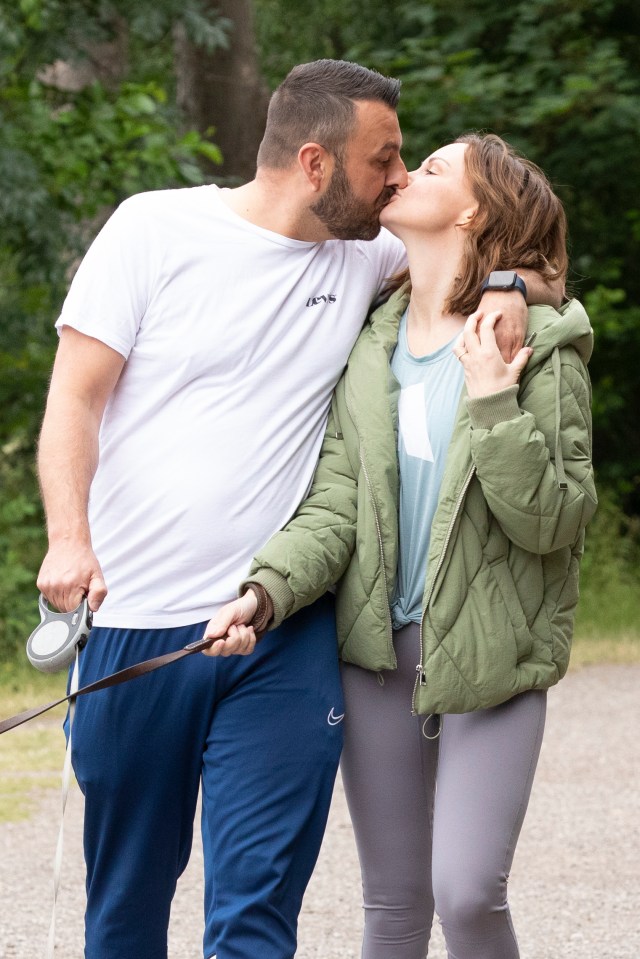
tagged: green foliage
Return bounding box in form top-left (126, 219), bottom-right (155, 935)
top-left (576, 488), bottom-right (640, 640)
top-left (254, 0), bottom-right (404, 74)
top-left (0, 439), bottom-right (45, 659)
top-left (0, 1), bottom-right (226, 391)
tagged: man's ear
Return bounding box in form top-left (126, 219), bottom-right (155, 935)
top-left (298, 142), bottom-right (334, 192)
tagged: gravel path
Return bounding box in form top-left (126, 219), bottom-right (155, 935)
top-left (1, 663), bottom-right (638, 958)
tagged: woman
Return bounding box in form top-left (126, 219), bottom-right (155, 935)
top-left (205, 134), bottom-right (597, 958)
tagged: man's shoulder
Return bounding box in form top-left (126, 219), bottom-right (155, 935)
top-left (117, 184), bottom-right (215, 219)
top-left (100, 185), bottom-right (221, 254)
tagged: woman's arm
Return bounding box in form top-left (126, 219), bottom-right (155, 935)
top-left (202, 401), bottom-right (359, 649)
top-left (246, 406), bottom-right (358, 625)
top-left (458, 312), bottom-right (597, 554)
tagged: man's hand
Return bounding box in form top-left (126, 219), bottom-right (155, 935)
top-left (478, 288), bottom-right (528, 363)
top-left (518, 268), bottom-right (564, 310)
top-left (37, 541), bottom-right (108, 613)
top-left (201, 590), bottom-right (259, 658)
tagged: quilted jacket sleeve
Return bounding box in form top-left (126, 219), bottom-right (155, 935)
top-left (466, 347), bottom-right (597, 554)
top-left (243, 402), bottom-right (358, 629)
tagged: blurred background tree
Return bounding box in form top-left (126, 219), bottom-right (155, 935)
top-left (1, 0), bottom-right (638, 661)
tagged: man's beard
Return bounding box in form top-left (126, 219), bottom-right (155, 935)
top-left (311, 160), bottom-right (395, 241)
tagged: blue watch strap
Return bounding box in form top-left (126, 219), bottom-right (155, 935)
top-left (481, 271), bottom-right (527, 300)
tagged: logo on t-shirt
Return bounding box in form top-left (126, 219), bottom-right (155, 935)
top-left (306, 293), bottom-right (337, 307)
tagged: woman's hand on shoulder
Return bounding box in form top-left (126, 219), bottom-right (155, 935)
top-left (454, 311), bottom-right (533, 399)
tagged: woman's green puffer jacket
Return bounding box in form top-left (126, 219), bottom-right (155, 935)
top-left (248, 288), bottom-right (597, 714)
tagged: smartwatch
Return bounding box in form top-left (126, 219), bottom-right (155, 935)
top-left (480, 270), bottom-right (527, 301)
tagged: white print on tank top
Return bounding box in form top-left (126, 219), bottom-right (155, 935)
top-left (397, 384), bottom-right (435, 462)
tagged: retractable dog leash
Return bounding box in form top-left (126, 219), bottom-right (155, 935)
top-left (0, 600), bottom-right (216, 735)
top-left (26, 594), bottom-right (93, 673)
top-left (0, 595), bottom-right (218, 956)
top-left (44, 645), bottom-right (80, 958)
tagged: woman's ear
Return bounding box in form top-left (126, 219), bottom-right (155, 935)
top-left (456, 204), bottom-right (478, 228)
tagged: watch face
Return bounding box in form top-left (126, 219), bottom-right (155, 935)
top-left (489, 270), bottom-right (517, 288)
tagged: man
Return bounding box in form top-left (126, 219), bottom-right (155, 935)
top-left (37, 59), bottom-right (544, 959)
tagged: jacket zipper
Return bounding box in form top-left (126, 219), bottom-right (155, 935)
top-left (345, 386), bottom-right (396, 666)
top-left (413, 464), bottom-right (476, 712)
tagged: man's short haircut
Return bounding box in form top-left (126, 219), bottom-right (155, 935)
top-left (257, 59), bottom-right (401, 170)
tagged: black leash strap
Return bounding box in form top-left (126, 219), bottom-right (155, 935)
top-left (0, 635), bottom-right (215, 735)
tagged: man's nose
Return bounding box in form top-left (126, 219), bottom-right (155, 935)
top-left (388, 157), bottom-right (409, 189)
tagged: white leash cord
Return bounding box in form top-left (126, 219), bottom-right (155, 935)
top-left (46, 648), bottom-right (80, 958)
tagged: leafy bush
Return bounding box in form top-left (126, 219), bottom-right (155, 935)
top-left (0, 440), bottom-right (45, 659)
top-left (576, 487), bottom-right (640, 640)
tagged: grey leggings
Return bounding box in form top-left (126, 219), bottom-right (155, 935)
top-left (340, 623), bottom-right (546, 959)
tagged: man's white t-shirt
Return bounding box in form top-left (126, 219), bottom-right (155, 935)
top-left (57, 185), bottom-right (406, 627)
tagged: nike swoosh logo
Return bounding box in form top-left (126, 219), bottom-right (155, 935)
top-left (327, 708), bottom-right (345, 726)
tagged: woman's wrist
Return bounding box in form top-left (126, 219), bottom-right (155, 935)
top-left (245, 583), bottom-right (274, 634)
top-left (466, 385), bottom-right (520, 429)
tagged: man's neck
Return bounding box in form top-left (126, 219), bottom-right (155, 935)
top-left (219, 179), bottom-right (333, 243)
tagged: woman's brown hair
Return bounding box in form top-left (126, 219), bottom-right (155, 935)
top-left (389, 133), bottom-right (568, 313)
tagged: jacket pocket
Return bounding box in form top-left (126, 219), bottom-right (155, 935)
top-left (488, 558), bottom-right (533, 663)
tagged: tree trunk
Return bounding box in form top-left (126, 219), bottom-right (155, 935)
top-left (174, 0), bottom-right (270, 183)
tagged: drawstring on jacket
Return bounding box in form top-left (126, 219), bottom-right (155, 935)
top-left (422, 714), bottom-right (441, 740)
top-left (551, 348), bottom-right (569, 491)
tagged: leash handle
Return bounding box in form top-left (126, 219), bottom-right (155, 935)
top-left (0, 636), bottom-right (215, 736)
top-left (26, 596), bottom-right (92, 674)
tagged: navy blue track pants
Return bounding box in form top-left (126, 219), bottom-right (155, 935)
top-left (69, 594), bottom-right (344, 959)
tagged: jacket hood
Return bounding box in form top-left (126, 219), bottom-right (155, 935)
top-left (369, 286), bottom-right (594, 369)
top-left (525, 299), bottom-right (593, 368)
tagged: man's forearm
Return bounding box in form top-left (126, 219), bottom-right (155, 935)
top-left (518, 268), bottom-right (564, 309)
top-left (38, 396), bottom-right (100, 545)
top-left (36, 394), bottom-right (110, 611)
top-left (36, 327), bottom-right (124, 610)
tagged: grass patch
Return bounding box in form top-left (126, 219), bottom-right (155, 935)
top-left (570, 489), bottom-right (640, 664)
top-left (0, 663), bottom-right (70, 822)
top-left (0, 660), bottom-right (68, 720)
top-left (0, 774), bottom-right (60, 822)
top-left (571, 632), bottom-right (640, 667)
top-left (0, 723), bottom-right (67, 822)
top-left (574, 572), bottom-right (640, 645)
top-left (0, 724), bottom-right (66, 774)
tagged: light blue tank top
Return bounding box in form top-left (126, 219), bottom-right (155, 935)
top-left (390, 311), bottom-right (465, 628)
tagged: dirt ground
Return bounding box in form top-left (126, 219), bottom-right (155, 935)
top-left (0, 663), bottom-right (638, 958)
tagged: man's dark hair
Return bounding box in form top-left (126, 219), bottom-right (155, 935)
top-left (257, 59), bottom-right (401, 170)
